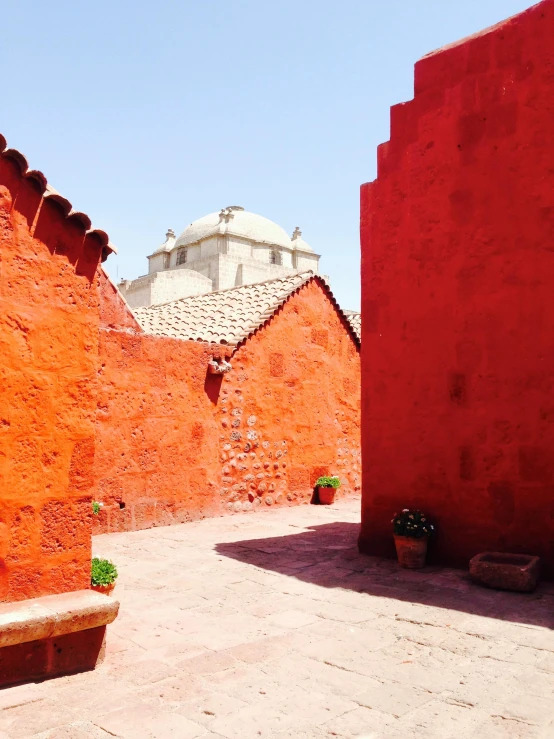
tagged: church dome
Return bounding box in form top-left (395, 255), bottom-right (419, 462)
top-left (174, 206), bottom-right (292, 249)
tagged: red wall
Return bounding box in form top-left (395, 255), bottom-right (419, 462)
top-left (94, 275), bottom-right (360, 533)
top-left (360, 0), bottom-right (554, 574)
top-left (0, 157), bottom-right (102, 602)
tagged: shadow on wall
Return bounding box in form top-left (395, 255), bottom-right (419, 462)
top-left (215, 522), bottom-right (554, 630)
top-left (204, 372), bottom-right (224, 405)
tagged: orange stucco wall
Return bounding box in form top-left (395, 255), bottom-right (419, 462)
top-left (94, 338), bottom-right (224, 530)
top-left (94, 275), bottom-right (360, 533)
top-left (219, 281), bottom-right (360, 513)
top-left (1, 146), bottom-right (359, 597)
top-left (0, 157), bottom-right (102, 602)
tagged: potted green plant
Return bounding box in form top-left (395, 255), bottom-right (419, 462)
top-left (92, 501), bottom-right (103, 515)
top-left (315, 476), bottom-right (341, 505)
top-left (392, 509), bottom-right (435, 569)
top-left (91, 557), bottom-right (118, 595)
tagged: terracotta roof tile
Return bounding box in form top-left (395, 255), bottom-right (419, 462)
top-left (0, 134), bottom-right (116, 260)
top-left (133, 271), bottom-right (361, 348)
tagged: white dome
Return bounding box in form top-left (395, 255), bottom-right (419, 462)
top-left (175, 207), bottom-right (292, 249)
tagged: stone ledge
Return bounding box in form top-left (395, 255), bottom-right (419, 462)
top-left (0, 590), bottom-right (119, 649)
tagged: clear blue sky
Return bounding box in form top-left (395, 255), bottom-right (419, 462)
top-left (1, 0), bottom-right (536, 310)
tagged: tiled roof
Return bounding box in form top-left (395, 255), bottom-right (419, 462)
top-left (133, 271), bottom-right (360, 348)
top-left (0, 134), bottom-right (116, 260)
top-left (343, 310), bottom-right (361, 340)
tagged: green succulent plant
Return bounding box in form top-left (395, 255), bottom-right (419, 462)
top-left (315, 476), bottom-right (341, 489)
top-left (91, 558), bottom-right (118, 587)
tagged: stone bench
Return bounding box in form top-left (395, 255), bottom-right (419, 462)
top-left (0, 590), bottom-right (119, 687)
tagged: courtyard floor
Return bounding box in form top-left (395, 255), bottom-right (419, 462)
top-left (1, 499), bottom-right (554, 738)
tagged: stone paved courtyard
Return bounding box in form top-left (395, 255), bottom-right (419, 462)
top-left (1, 499), bottom-right (554, 738)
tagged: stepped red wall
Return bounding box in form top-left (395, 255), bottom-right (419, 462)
top-left (94, 275), bottom-right (360, 533)
top-left (0, 157), bottom-right (102, 602)
top-left (360, 0), bottom-right (554, 574)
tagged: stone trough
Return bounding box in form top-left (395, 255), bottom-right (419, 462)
top-left (469, 552), bottom-right (540, 593)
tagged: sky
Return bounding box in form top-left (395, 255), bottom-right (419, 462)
top-left (1, 0), bottom-right (537, 311)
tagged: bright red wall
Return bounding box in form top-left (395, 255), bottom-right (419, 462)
top-left (0, 158), bottom-right (102, 602)
top-left (360, 0), bottom-right (554, 574)
top-left (94, 276), bottom-right (360, 533)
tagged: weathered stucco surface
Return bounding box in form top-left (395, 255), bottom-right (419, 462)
top-left (360, 0), bottom-right (554, 574)
top-left (0, 156), bottom-right (103, 602)
top-left (94, 273), bottom-right (360, 533)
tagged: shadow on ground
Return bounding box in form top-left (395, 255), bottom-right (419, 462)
top-left (216, 521), bottom-right (554, 630)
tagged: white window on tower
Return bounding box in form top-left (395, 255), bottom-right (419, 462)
top-left (176, 248), bottom-right (187, 266)
top-left (270, 249), bottom-right (282, 265)
top-left (163, 254), bottom-right (170, 269)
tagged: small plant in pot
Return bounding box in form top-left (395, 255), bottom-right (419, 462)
top-left (316, 476), bottom-right (341, 505)
top-left (91, 557), bottom-right (118, 595)
top-left (392, 509), bottom-right (435, 569)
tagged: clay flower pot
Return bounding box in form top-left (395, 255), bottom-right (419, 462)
top-left (394, 535), bottom-right (428, 569)
top-left (318, 487), bottom-right (336, 505)
top-left (91, 582), bottom-right (116, 596)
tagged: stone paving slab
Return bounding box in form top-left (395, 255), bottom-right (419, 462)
top-left (1, 499), bottom-right (554, 737)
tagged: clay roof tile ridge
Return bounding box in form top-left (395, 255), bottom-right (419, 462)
top-left (131, 270), bottom-right (360, 348)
